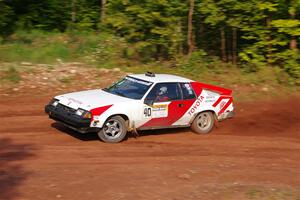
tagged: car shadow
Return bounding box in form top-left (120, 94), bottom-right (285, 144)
top-left (51, 122), bottom-right (190, 141)
top-left (0, 137), bottom-right (36, 200)
top-left (133, 127), bottom-right (190, 138)
top-left (51, 122), bottom-right (99, 141)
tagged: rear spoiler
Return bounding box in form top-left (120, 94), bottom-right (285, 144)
top-left (191, 82), bottom-right (232, 96)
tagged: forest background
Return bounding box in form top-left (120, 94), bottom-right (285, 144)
top-left (0, 0), bottom-right (299, 97)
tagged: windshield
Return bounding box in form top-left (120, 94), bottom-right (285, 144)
top-left (103, 76), bottom-right (153, 100)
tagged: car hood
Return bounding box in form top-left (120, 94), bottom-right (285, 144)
top-left (55, 89), bottom-right (134, 110)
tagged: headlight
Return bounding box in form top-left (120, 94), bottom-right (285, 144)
top-left (75, 109), bottom-right (92, 119)
top-left (75, 109), bottom-right (85, 116)
top-left (49, 99), bottom-right (59, 107)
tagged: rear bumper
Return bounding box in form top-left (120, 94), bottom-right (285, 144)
top-left (45, 104), bottom-right (98, 133)
top-left (217, 111), bottom-right (235, 121)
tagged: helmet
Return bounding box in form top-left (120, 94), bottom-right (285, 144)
top-left (158, 86), bottom-right (167, 95)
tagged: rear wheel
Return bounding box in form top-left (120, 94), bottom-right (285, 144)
top-left (191, 111), bottom-right (215, 134)
top-left (98, 116), bottom-right (127, 143)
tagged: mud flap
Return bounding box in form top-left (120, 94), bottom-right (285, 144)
top-left (130, 121), bottom-right (139, 138)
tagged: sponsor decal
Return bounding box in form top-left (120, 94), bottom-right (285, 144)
top-left (152, 104), bottom-right (168, 118)
top-left (188, 96), bottom-right (204, 116)
top-left (205, 99), bottom-right (215, 103)
top-left (143, 104), bottom-right (169, 118)
top-left (206, 96), bottom-right (215, 99)
top-left (67, 97), bottom-right (83, 105)
top-left (220, 101), bottom-right (226, 109)
top-left (126, 77), bottom-right (152, 86)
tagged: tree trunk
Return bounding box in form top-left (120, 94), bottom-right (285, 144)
top-left (178, 21), bottom-right (183, 55)
top-left (266, 15), bottom-right (273, 65)
top-left (71, 0), bottom-right (76, 23)
top-left (199, 16), bottom-right (205, 50)
top-left (290, 37), bottom-right (297, 49)
top-left (187, 0), bottom-right (195, 56)
top-left (100, 0), bottom-right (106, 23)
top-left (232, 27), bottom-right (237, 65)
top-left (220, 27), bottom-right (227, 62)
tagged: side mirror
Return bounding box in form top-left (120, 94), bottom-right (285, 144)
top-left (144, 99), bottom-right (154, 106)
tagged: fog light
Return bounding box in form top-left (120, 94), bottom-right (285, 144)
top-left (83, 112), bottom-right (92, 119)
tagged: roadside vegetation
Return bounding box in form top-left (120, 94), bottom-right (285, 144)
top-left (0, 0), bottom-right (299, 99)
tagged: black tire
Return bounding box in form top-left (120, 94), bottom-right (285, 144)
top-left (191, 111), bottom-right (215, 134)
top-left (98, 115), bottom-right (127, 143)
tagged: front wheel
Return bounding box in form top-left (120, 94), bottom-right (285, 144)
top-left (98, 116), bottom-right (127, 143)
top-left (191, 111), bottom-right (215, 134)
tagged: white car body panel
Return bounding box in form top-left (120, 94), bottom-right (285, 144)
top-left (55, 89), bottom-right (132, 110)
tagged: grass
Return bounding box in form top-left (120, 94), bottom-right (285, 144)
top-left (246, 188), bottom-right (263, 199)
top-left (0, 30), bottom-right (126, 64)
top-left (245, 187), bottom-right (300, 200)
top-left (58, 77), bottom-right (73, 84)
top-left (1, 67), bottom-right (21, 84)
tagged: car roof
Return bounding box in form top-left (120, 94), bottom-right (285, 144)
top-left (128, 74), bottom-right (194, 83)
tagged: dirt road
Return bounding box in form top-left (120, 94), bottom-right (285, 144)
top-left (0, 94), bottom-right (299, 200)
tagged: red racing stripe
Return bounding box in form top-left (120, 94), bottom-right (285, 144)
top-left (217, 97), bottom-right (233, 115)
top-left (192, 82), bottom-right (233, 116)
top-left (191, 82), bottom-right (232, 95)
top-left (140, 82), bottom-right (232, 127)
top-left (140, 99), bottom-right (195, 127)
top-left (191, 82), bottom-right (203, 96)
top-left (90, 105), bottom-right (112, 120)
top-left (212, 96), bottom-right (233, 115)
top-left (141, 82), bottom-right (204, 128)
top-left (212, 95), bottom-right (231, 107)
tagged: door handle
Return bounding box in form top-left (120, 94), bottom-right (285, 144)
top-left (178, 103), bottom-right (184, 107)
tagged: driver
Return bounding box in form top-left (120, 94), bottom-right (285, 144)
top-left (155, 86), bottom-right (169, 102)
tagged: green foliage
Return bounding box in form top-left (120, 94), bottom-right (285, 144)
top-left (0, 0), bottom-right (299, 84)
top-left (106, 0), bottom-right (187, 60)
top-left (275, 50), bottom-right (300, 79)
top-left (70, 0), bottom-right (100, 31)
top-left (89, 33), bottom-right (128, 67)
top-left (199, 0), bottom-right (226, 26)
top-left (272, 19), bottom-right (300, 36)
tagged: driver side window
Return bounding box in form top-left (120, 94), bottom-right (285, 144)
top-left (145, 83), bottom-right (181, 103)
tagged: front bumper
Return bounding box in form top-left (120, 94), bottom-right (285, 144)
top-left (45, 104), bottom-right (98, 133)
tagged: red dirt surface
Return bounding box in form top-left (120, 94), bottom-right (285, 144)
top-left (0, 94), bottom-right (299, 200)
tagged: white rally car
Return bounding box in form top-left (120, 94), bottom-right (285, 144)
top-left (45, 72), bottom-right (234, 143)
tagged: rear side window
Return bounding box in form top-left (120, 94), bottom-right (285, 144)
top-left (180, 83), bottom-right (196, 99)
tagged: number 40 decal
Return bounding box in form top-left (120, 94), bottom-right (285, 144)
top-left (144, 108), bottom-right (151, 117)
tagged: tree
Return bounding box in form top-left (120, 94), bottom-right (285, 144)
top-left (0, 0), bottom-right (14, 37)
top-left (187, 0), bottom-right (195, 56)
top-left (71, 0), bottom-right (76, 23)
top-left (106, 0), bottom-right (187, 60)
top-left (100, 0), bottom-right (106, 23)
top-left (288, 0), bottom-right (300, 49)
top-left (199, 0), bottom-right (227, 62)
